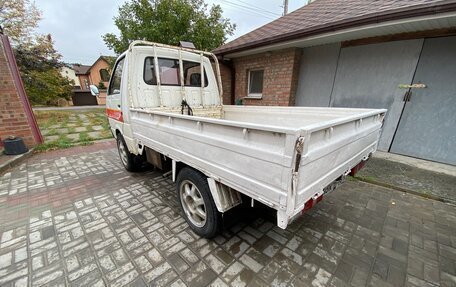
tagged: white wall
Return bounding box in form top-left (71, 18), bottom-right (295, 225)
top-left (60, 66), bottom-right (80, 87)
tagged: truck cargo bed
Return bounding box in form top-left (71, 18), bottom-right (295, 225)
top-left (129, 105), bottom-right (386, 228)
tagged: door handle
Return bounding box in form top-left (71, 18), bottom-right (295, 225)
top-left (402, 90), bottom-right (412, 102)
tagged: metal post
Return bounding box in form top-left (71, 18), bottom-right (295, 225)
top-left (153, 46), bottom-right (163, 107)
top-left (200, 53), bottom-right (205, 107)
top-left (283, 0), bottom-right (288, 15)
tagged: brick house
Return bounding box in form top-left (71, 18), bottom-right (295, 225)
top-left (72, 64), bottom-right (91, 90)
top-left (68, 56), bottom-right (114, 105)
top-left (214, 0), bottom-right (456, 165)
top-left (0, 30), bottom-right (42, 148)
top-left (86, 56), bottom-right (113, 90)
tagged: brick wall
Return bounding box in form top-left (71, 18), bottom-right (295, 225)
top-left (0, 34), bottom-right (41, 147)
top-left (218, 62), bottom-right (232, 105)
top-left (88, 58), bottom-right (110, 90)
top-left (230, 48), bottom-right (301, 106)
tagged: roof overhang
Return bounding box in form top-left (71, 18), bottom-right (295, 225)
top-left (221, 12), bottom-right (456, 59)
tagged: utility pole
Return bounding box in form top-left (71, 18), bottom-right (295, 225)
top-left (283, 0), bottom-right (288, 15)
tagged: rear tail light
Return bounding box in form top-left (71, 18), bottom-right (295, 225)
top-left (350, 155), bottom-right (371, 176)
top-left (303, 198), bottom-right (314, 212)
top-left (302, 193), bottom-right (324, 213)
top-left (349, 160), bottom-right (366, 176)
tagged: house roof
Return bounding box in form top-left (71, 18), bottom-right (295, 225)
top-left (72, 64), bottom-right (91, 75)
top-left (214, 0), bottom-right (456, 56)
top-left (87, 55), bottom-right (115, 73)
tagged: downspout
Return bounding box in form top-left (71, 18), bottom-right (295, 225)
top-left (0, 31), bottom-right (43, 145)
top-left (231, 62), bottom-right (236, 105)
top-left (219, 58), bottom-right (236, 105)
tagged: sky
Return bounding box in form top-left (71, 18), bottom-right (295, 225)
top-left (34, 0), bottom-right (305, 65)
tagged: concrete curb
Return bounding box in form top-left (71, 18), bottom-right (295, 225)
top-left (0, 148), bottom-right (35, 175)
top-left (355, 176), bottom-right (456, 205)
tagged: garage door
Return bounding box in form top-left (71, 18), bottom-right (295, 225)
top-left (389, 36), bottom-right (456, 165)
top-left (329, 39), bottom-right (423, 151)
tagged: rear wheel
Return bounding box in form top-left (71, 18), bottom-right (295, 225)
top-left (176, 167), bottom-right (221, 238)
top-left (116, 134), bottom-right (143, 171)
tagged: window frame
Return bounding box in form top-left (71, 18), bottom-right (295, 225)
top-left (99, 69), bottom-right (110, 82)
top-left (157, 57), bottom-right (181, 87)
top-left (143, 57), bottom-right (157, 85)
top-left (247, 69), bottom-right (264, 99)
top-left (108, 56), bottom-right (125, 95)
top-left (143, 57), bottom-right (209, 88)
top-left (182, 60), bottom-right (208, 88)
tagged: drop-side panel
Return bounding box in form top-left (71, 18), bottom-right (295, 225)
top-left (294, 112), bottom-right (384, 215)
top-left (129, 110), bottom-right (296, 209)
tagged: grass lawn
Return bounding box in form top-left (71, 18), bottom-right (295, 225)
top-left (34, 109), bottom-right (112, 151)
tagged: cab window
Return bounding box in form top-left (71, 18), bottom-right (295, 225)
top-left (183, 60), bottom-right (208, 87)
top-left (143, 57), bottom-right (209, 87)
top-left (144, 57), bottom-right (157, 85)
top-left (158, 58), bottom-right (180, 86)
top-left (108, 57), bottom-right (125, 95)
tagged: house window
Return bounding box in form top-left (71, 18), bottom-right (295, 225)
top-left (100, 69), bottom-right (110, 82)
top-left (248, 69), bottom-right (264, 98)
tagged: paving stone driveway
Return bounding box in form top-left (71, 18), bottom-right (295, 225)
top-left (0, 141), bottom-right (455, 287)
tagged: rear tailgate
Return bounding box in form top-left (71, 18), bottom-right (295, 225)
top-left (291, 109), bottom-right (386, 219)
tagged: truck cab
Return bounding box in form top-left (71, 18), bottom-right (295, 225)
top-left (106, 41), bottom-right (222, 159)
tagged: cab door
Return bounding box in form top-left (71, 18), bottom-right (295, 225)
top-left (106, 57), bottom-right (125, 135)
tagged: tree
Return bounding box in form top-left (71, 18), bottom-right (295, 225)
top-left (14, 35), bottom-right (74, 105)
top-left (0, 0), bottom-right (74, 106)
top-left (103, 0), bottom-right (235, 54)
top-left (0, 0), bottom-right (41, 44)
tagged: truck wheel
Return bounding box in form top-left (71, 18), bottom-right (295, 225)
top-left (116, 134), bottom-right (142, 172)
top-left (176, 167), bottom-right (221, 238)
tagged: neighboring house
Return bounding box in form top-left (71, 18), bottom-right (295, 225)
top-left (60, 65), bottom-right (79, 88)
top-left (68, 56), bottom-right (115, 105)
top-left (87, 56), bottom-right (113, 89)
top-left (72, 64), bottom-right (91, 90)
top-left (214, 0), bottom-right (456, 166)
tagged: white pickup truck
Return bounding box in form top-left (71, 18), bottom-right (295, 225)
top-left (104, 41), bottom-right (386, 238)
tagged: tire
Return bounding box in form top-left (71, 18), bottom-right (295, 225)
top-left (176, 167), bottom-right (221, 238)
top-left (116, 134), bottom-right (143, 172)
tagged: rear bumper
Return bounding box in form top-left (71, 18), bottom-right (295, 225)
top-left (286, 155), bottom-right (370, 226)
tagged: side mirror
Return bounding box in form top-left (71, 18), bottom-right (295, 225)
top-left (89, 85), bottom-right (99, 96)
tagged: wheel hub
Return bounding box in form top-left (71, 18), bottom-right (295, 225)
top-left (180, 180), bottom-right (206, 227)
top-left (118, 140), bottom-right (128, 166)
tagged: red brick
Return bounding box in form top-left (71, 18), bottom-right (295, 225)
top-left (220, 48), bottom-right (301, 106)
top-left (0, 37), bottom-right (40, 147)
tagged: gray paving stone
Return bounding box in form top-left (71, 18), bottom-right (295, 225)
top-left (0, 143), bottom-right (454, 287)
top-left (91, 125), bottom-right (104, 131)
top-left (40, 129), bottom-right (50, 136)
top-left (44, 135), bottom-right (59, 142)
top-left (87, 131), bottom-right (102, 139)
top-left (55, 128), bottom-right (69, 134)
top-left (74, 127), bottom-right (87, 132)
top-left (66, 134), bottom-right (80, 142)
